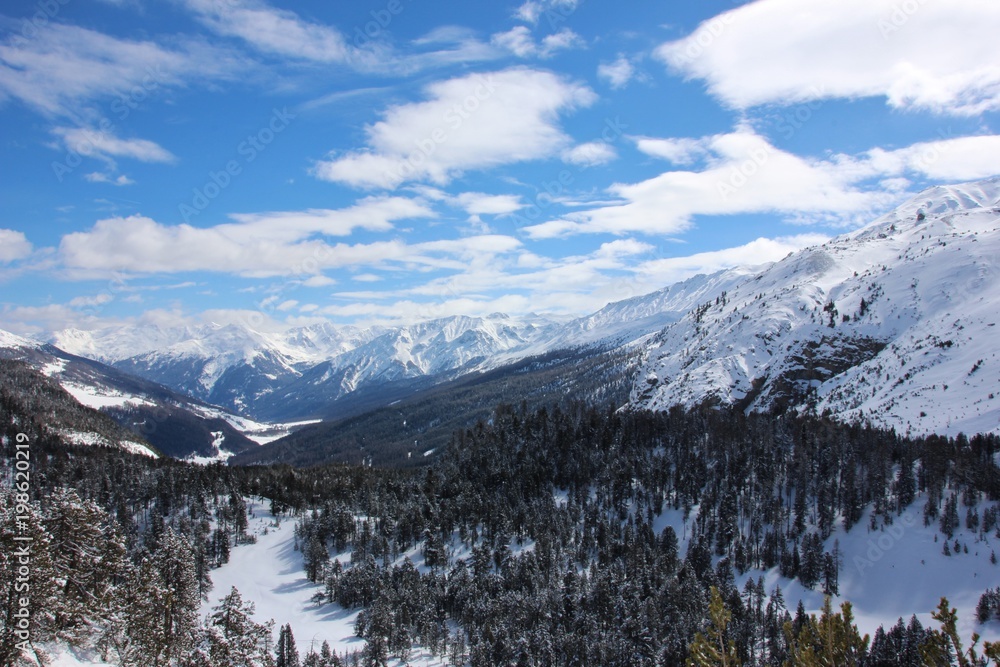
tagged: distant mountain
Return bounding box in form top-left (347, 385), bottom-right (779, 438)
top-left (0, 332), bottom-right (261, 459)
top-left (631, 177), bottom-right (1000, 437)
top-left (50, 314), bottom-right (568, 420)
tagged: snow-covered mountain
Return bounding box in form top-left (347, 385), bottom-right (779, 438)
top-left (50, 314), bottom-right (565, 419)
top-left (0, 331), bottom-right (265, 459)
top-left (632, 177), bottom-right (1000, 437)
top-left (37, 177), bottom-right (1000, 439)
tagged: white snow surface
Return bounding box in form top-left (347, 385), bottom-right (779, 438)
top-left (204, 499), bottom-right (451, 666)
top-left (633, 177), bottom-right (1000, 437)
top-left (61, 383), bottom-right (154, 410)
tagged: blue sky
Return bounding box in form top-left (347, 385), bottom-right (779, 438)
top-left (1, 0), bottom-right (999, 334)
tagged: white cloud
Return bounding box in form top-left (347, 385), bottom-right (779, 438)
top-left (540, 29), bottom-right (585, 56)
top-left (0, 22), bottom-right (242, 118)
top-left (225, 196), bottom-right (431, 242)
top-left (597, 55), bottom-right (634, 89)
top-left (453, 192), bottom-right (524, 216)
top-left (655, 0), bottom-right (1000, 115)
top-left (53, 127), bottom-right (175, 164)
top-left (562, 141), bottom-right (617, 167)
top-left (527, 126), bottom-right (887, 238)
top-left (184, 0), bottom-right (358, 64)
top-left (633, 136), bottom-right (708, 165)
top-left (313, 67), bottom-right (595, 189)
top-left (185, 0), bottom-right (497, 73)
top-left (58, 197), bottom-right (435, 276)
top-left (515, 2), bottom-right (544, 24)
top-left (492, 27), bottom-right (536, 58)
top-left (56, 198), bottom-right (526, 277)
top-left (0, 230), bottom-right (32, 263)
top-left (68, 293), bottom-right (114, 308)
top-left (528, 127), bottom-right (1000, 239)
top-left (863, 134), bottom-right (1000, 182)
top-left (302, 275), bottom-right (336, 287)
top-left (84, 172), bottom-right (136, 186)
top-left (492, 27), bottom-right (584, 59)
top-left (513, 0), bottom-right (580, 25)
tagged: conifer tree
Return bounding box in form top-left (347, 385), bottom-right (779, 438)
top-left (0, 490), bottom-right (57, 667)
top-left (276, 623), bottom-right (301, 667)
top-left (783, 597), bottom-right (869, 666)
top-left (687, 586), bottom-right (741, 667)
top-left (203, 587), bottom-right (275, 666)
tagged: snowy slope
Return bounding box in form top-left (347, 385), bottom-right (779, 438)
top-left (633, 177), bottom-right (1000, 437)
top-left (204, 499), bottom-right (450, 666)
top-left (216, 496), bottom-right (1000, 663)
top-left (0, 330), bottom-right (263, 459)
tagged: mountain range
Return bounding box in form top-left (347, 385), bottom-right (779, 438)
top-left (4, 177), bottom-right (999, 462)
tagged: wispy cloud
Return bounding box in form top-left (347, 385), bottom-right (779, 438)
top-left (184, 0), bottom-right (498, 73)
top-left (492, 26), bottom-right (585, 59)
top-left (54, 127), bottom-right (175, 163)
top-left (84, 172), bottom-right (136, 186)
top-left (0, 22), bottom-right (244, 120)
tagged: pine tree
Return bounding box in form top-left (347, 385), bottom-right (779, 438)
top-left (922, 597), bottom-right (1000, 667)
top-left (276, 623), bottom-right (301, 667)
top-left (104, 528), bottom-right (202, 667)
top-left (43, 488), bottom-right (129, 647)
top-left (0, 490), bottom-right (57, 667)
top-left (203, 587), bottom-right (275, 666)
top-left (687, 586), bottom-right (741, 667)
top-left (784, 597), bottom-right (869, 666)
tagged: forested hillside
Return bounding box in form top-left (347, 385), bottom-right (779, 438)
top-left (4, 387), bottom-right (1000, 665)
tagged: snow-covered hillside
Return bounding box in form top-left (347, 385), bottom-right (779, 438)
top-left (200, 497), bottom-right (1000, 663)
top-left (0, 331), bottom-right (263, 459)
top-left (633, 178), bottom-right (1000, 437)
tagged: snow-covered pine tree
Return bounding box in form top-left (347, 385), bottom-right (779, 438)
top-left (0, 490), bottom-right (57, 667)
top-left (43, 488), bottom-right (129, 647)
top-left (202, 586), bottom-right (275, 666)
